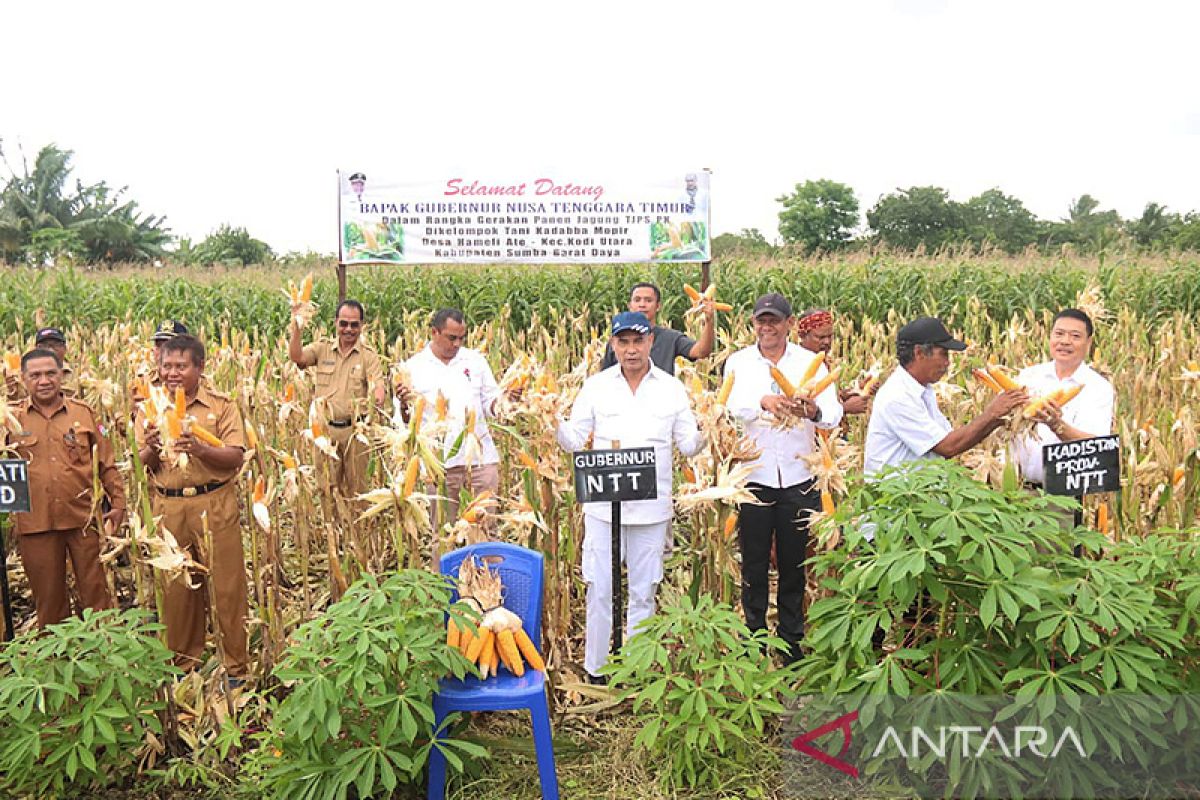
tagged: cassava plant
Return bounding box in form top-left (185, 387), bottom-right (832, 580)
top-left (796, 459), bottom-right (1200, 797)
top-left (602, 594), bottom-right (800, 790)
top-left (0, 608), bottom-right (177, 799)
top-left (241, 569), bottom-right (486, 800)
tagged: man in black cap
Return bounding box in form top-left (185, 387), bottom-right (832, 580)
top-left (723, 293), bottom-right (844, 664)
top-left (33, 328), bottom-right (77, 397)
top-left (864, 316), bottom-right (1026, 475)
top-left (153, 321), bottom-right (189, 365)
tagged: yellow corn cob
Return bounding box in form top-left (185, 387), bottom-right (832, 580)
top-left (466, 627), bottom-right (492, 663)
top-left (282, 453), bottom-right (297, 471)
top-left (513, 628), bottom-right (545, 671)
top-left (805, 366), bottom-right (841, 398)
top-left (712, 302), bottom-right (733, 312)
top-left (410, 395), bottom-right (426, 437)
top-left (702, 283), bottom-right (716, 300)
top-left (821, 489), bottom-right (836, 516)
top-left (463, 408), bottom-right (477, 435)
top-left (973, 368), bottom-right (1002, 393)
top-left (244, 420), bottom-right (258, 450)
top-left (190, 423), bottom-right (224, 447)
top-left (683, 284), bottom-right (701, 302)
top-left (253, 476), bottom-right (266, 504)
top-left (770, 367), bottom-right (797, 398)
top-left (479, 629), bottom-right (497, 678)
top-left (986, 365), bottom-right (1021, 392)
top-left (1172, 465), bottom-right (1186, 488)
top-left (716, 373), bottom-right (735, 405)
top-left (516, 450), bottom-right (539, 471)
top-left (311, 420), bottom-right (324, 439)
top-left (436, 391), bottom-right (448, 421)
top-left (299, 272), bottom-right (313, 303)
top-left (859, 373), bottom-right (882, 396)
top-left (1052, 385), bottom-right (1084, 405)
top-left (174, 387), bottom-right (187, 418)
top-left (165, 411), bottom-right (183, 439)
top-left (681, 463), bottom-right (697, 483)
top-left (447, 618), bottom-right (460, 649)
top-left (496, 629), bottom-right (524, 676)
top-left (1097, 502), bottom-right (1109, 534)
top-left (723, 512), bottom-right (739, 538)
top-left (689, 374), bottom-right (703, 395)
top-left (799, 353), bottom-right (825, 387)
top-left (402, 457), bottom-right (421, 497)
top-left (284, 383), bottom-right (296, 402)
top-left (3, 352), bottom-right (19, 373)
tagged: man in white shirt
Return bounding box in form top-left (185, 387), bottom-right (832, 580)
top-left (557, 311), bottom-right (703, 681)
top-left (1012, 309), bottom-right (1114, 490)
top-left (724, 293), bottom-right (844, 664)
top-left (864, 317), bottom-right (1027, 476)
top-left (397, 308), bottom-right (505, 524)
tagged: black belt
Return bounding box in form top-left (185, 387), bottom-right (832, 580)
top-left (156, 480), bottom-right (229, 498)
top-left (327, 416), bottom-right (368, 429)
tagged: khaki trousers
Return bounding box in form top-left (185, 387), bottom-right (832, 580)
top-left (325, 423), bottom-right (371, 499)
top-left (151, 483), bottom-right (249, 677)
top-left (15, 527), bottom-right (112, 629)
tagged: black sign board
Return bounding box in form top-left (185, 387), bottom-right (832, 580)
top-left (1042, 435), bottom-right (1120, 496)
top-left (0, 460), bottom-right (30, 513)
top-left (573, 447), bottom-right (658, 503)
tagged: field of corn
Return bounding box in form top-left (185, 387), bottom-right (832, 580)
top-left (1, 253), bottom-right (1199, 799)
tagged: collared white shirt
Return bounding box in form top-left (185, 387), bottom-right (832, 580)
top-left (401, 345), bottom-right (501, 468)
top-left (864, 367), bottom-right (953, 476)
top-left (724, 342), bottom-right (843, 489)
top-left (1012, 360), bottom-right (1114, 485)
top-left (557, 364), bottom-right (702, 524)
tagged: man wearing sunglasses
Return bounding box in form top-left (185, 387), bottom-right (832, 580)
top-left (289, 299), bottom-right (387, 498)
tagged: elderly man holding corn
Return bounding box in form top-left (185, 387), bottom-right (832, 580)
top-left (558, 311), bottom-right (703, 682)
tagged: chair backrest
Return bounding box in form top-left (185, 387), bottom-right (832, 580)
top-left (440, 542), bottom-right (544, 642)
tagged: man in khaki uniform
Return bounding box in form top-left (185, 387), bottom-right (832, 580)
top-left (5, 349), bottom-right (125, 628)
top-left (135, 335), bottom-right (249, 679)
top-left (288, 299), bottom-right (386, 497)
top-left (6, 327), bottom-right (78, 401)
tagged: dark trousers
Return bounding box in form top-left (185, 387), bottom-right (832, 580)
top-left (738, 480), bottom-right (818, 660)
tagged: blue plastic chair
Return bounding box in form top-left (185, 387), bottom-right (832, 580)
top-left (427, 542), bottom-right (558, 800)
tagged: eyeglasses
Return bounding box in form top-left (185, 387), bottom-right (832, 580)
top-left (337, 320), bottom-right (362, 329)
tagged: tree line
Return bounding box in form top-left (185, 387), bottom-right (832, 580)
top-left (719, 179), bottom-right (1200, 257)
top-left (0, 143), bottom-right (274, 267)
top-left (5, 144), bottom-right (1199, 266)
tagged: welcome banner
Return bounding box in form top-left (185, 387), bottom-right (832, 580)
top-left (337, 171), bottom-right (710, 264)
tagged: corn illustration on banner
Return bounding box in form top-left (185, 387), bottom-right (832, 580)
top-left (338, 170), bottom-right (711, 264)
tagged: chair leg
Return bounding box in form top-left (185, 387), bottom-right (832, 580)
top-left (529, 697), bottom-right (559, 800)
top-left (427, 702), bottom-right (449, 800)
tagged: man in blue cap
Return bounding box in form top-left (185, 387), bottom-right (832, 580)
top-left (558, 311), bottom-right (702, 682)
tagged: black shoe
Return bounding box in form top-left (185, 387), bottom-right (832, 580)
top-left (586, 673), bottom-right (608, 686)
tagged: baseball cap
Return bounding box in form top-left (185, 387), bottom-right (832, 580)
top-left (35, 327), bottom-right (66, 344)
top-left (752, 293), bottom-right (792, 319)
top-left (897, 316), bottom-right (967, 351)
top-left (153, 320), bottom-right (189, 342)
top-left (611, 311), bottom-right (652, 336)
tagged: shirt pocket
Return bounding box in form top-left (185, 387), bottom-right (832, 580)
top-left (314, 364), bottom-right (337, 392)
top-left (64, 427), bottom-right (95, 466)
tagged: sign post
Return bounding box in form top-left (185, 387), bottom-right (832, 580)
top-left (1041, 435), bottom-right (1121, 497)
top-left (572, 447), bottom-right (657, 654)
top-left (0, 459), bottom-right (31, 641)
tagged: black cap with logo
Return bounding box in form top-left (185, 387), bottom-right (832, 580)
top-left (752, 293), bottom-right (793, 319)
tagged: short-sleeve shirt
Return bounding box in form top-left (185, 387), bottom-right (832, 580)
top-left (136, 385), bottom-right (246, 490)
top-left (599, 325), bottom-right (696, 375)
top-left (7, 396), bottom-right (126, 535)
top-left (864, 367), bottom-right (953, 476)
top-left (300, 340), bottom-right (384, 421)
top-left (1012, 361), bottom-right (1114, 485)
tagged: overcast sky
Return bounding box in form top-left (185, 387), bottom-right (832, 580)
top-left (3, 0), bottom-right (1198, 254)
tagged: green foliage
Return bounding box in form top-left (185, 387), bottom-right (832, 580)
top-left (181, 224), bottom-right (274, 266)
top-left (961, 188), bottom-right (1039, 253)
top-left (866, 186), bottom-right (966, 251)
top-left (602, 595), bottom-right (800, 789)
top-left (711, 228), bottom-right (775, 259)
top-left (776, 179), bottom-right (860, 252)
top-left (797, 460), bottom-right (1200, 796)
top-left (241, 569), bottom-right (486, 800)
top-left (0, 608), bottom-right (177, 798)
top-left (0, 143), bottom-right (171, 264)
top-left (1043, 193), bottom-right (1123, 251)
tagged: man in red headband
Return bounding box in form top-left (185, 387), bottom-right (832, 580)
top-left (796, 309), bottom-right (871, 415)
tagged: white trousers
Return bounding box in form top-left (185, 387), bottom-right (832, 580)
top-left (581, 515), bottom-right (668, 676)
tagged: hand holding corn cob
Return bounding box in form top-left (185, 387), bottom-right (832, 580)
top-left (683, 283), bottom-right (733, 317)
top-left (283, 272), bottom-right (317, 329)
